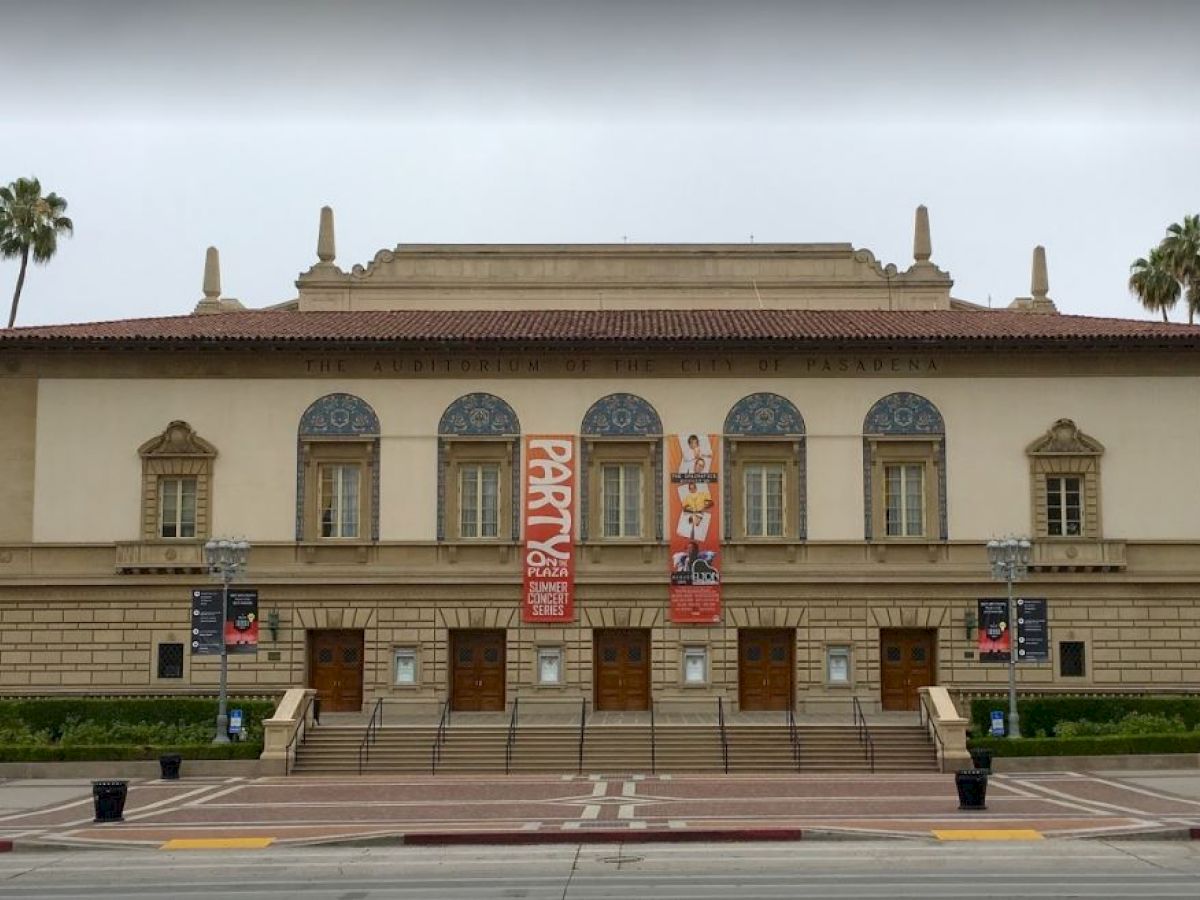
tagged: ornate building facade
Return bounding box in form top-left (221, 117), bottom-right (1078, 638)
top-left (1, 208), bottom-right (1198, 717)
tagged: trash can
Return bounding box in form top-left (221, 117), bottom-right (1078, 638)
top-left (968, 747), bottom-right (993, 773)
top-left (92, 780), bottom-right (129, 823)
top-left (955, 769), bottom-right (988, 810)
top-left (159, 753), bottom-right (182, 780)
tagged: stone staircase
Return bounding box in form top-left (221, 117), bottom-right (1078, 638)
top-left (292, 718), bottom-right (938, 775)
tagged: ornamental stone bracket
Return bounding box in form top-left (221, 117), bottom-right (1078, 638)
top-left (1030, 540), bottom-right (1126, 571)
top-left (115, 541), bottom-right (207, 574)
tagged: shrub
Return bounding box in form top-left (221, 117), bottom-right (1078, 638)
top-left (970, 732), bottom-right (1200, 758)
top-left (970, 695), bottom-right (1200, 736)
top-left (0, 697), bottom-right (275, 742)
top-left (0, 742), bottom-right (262, 762)
top-left (1055, 712), bottom-right (1189, 738)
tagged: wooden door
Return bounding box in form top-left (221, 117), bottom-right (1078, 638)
top-left (738, 629), bottom-right (794, 711)
top-left (308, 630), bottom-right (365, 712)
top-left (450, 630), bottom-right (506, 712)
top-left (593, 629), bottom-right (651, 711)
top-left (880, 628), bottom-right (936, 711)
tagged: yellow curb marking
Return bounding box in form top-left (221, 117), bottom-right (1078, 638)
top-left (933, 829), bottom-right (1044, 841)
top-left (160, 837), bottom-right (275, 850)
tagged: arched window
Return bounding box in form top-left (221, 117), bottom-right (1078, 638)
top-left (580, 393), bottom-right (663, 541)
top-left (862, 392), bottom-right (947, 540)
top-left (296, 393), bottom-right (381, 541)
top-left (138, 421), bottom-right (217, 541)
top-left (437, 393), bottom-right (521, 541)
top-left (723, 393), bottom-right (806, 540)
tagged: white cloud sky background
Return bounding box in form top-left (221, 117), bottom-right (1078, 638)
top-left (2, 0), bottom-right (1198, 325)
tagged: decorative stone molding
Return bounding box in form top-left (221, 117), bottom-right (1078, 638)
top-left (862, 393), bottom-right (948, 540)
top-left (138, 421), bottom-right (217, 542)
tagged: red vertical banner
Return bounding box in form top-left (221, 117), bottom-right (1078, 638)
top-left (523, 436), bottom-right (575, 623)
top-left (668, 433), bottom-right (721, 624)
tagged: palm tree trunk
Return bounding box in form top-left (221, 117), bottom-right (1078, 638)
top-left (1162, 308), bottom-right (1169, 323)
top-left (6, 246), bottom-right (29, 329)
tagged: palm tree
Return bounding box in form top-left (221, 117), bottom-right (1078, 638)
top-left (0, 177), bottom-right (74, 329)
top-left (1128, 246), bottom-right (1180, 322)
top-left (1161, 214), bottom-right (1200, 324)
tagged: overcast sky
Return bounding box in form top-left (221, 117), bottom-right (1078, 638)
top-left (2, 0), bottom-right (1198, 325)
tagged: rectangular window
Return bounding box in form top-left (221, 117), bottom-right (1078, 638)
top-left (459, 463), bottom-right (500, 538)
top-left (885, 464), bottom-right (924, 537)
top-left (1059, 641), bottom-right (1086, 677)
top-left (683, 646), bottom-right (708, 684)
top-left (602, 463), bottom-right (642, 538)
top-left (157, 642), bottom-right (184, 679)
top-left (394, 648), bottom-right (418, 685)
top-left (537, 646), bottom-right (563, 684)
top-left (1046, 476), bottom-right (1082, 536)
top-left (158, 477), bottom-right (197, 539)
top-left (826, 646), bottom-right (851, 684)
top-left (319, 464), bottom-right (361, 538)
top-left (744, 463), bottom-right (785, 537)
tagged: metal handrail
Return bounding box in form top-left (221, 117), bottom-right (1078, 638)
top-left (504, 697), bottom-right (520, 775)
top-left (649, 702), bottom-right (656, 774)
top-left (356, 697), bottom-right (384, 775)
top-left (576, 697), bottom-right (587, 776)
top-left (851, 696), bottom-right (875, 774)
top-left (717, 697), bottom-right (729, 774)
top-left (786, 706), bottom-right (801, 772)
top-left (284, 691), bottom-right (318, 777)
top-left (430, 700), bottom-right (450, 774)
top-left (918, 691), bottom-right (945, 768)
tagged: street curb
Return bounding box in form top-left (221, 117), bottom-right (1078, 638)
top-left (400, 827), bottom-right (806, 846)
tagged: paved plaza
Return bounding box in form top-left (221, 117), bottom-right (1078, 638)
top-left (0, 769), bottom-right (1198, 850)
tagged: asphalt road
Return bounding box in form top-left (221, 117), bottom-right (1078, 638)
top-left (1, 840), bottom-right (1199, 899)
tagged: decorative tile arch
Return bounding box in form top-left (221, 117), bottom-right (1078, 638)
top-left (723, 393), bottom-right (807, 540)
top-left (296, 393), bottom-right (381, 541)
top-left (437, 393), bottom-right (522, 541)
top-left (862, 392), bottom-right (947, 540)
top-left (580, 393), bottom-right (663, 541)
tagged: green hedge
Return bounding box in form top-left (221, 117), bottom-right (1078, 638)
top-left (969, 732), bottom-right (1200, 758)
top-left (969, 696), bottom-right (1200, 737)
top-left (0, 697), bottom-right (275, 761)
top-left (0, 742), bottom-right (262, 762)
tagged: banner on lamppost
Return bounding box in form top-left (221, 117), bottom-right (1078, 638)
top-left (225, 589), bottom-right (259, 654)
top-left (522, 435), bottom-right (575, 623)
top-left (977, 598), bottom-right (1011, 662)
top-left (191, 589), bottom-right (223, 655)
top-left (668, 432), bottom-right (721, 624)
top-left (1016, 597), bottom-right (1049, 662)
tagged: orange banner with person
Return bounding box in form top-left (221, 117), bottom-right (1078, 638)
top-left (668, 432), bottom-right (721, 623)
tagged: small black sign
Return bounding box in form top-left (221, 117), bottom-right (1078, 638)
top-left (190, 589), bottom-right (223, 655)
top-left (1017, 597), bottom-right (1049, 662)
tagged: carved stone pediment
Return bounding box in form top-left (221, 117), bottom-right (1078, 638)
top-left (1026, 419), bottom-right (1104, 456)
top-left (138, 421), bottom-right (217, 459)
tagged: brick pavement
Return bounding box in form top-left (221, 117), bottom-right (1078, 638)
top-left (1, 770), bottom-right (1198, 850)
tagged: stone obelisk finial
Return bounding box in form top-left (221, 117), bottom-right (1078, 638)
top-left (317, 206), bottom-right (336, 264)
top-left (913, 205), bottom-right (932, 262)
top-left (203, 246), bottom-right (221, 300)
top-left (1031, 245), bottom-right (1049, 300)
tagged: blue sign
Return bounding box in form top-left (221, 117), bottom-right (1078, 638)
top-left (229, 708), bottom-right (243, 735)
top-left (990, 710), bottom-right (1006, 737)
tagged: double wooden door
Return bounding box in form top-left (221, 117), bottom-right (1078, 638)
top-left (594, 629), bottom-right (651, 711)
top-left (738, 629), bottom-right (794, 711)
top-left (451, 630), bottom-right (506, 712)
top-left (880, 628), bottom-right (936, 711)
top-left (308, 629), bottom-right (364, 712)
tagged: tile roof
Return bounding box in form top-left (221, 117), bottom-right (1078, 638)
top-left (2, 309), bottom-right (1199, 348)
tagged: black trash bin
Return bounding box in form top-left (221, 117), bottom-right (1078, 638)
top-left (159, 753), bottom-right (182, 780)
top-left (92, 780), bottom-right (129, 822)
top-left (969, 747), bottom-right (993, 773)
top-left (955, 769), bottom-right (988, 810)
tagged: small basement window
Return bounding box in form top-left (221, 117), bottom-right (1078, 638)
top-left (1059, 641), bottom-right (1086, 678)
top-left (157, 643), bottom-right (184, 679)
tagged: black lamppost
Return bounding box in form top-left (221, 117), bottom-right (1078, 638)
top-left (204, 538), bottom-right (250, 744)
